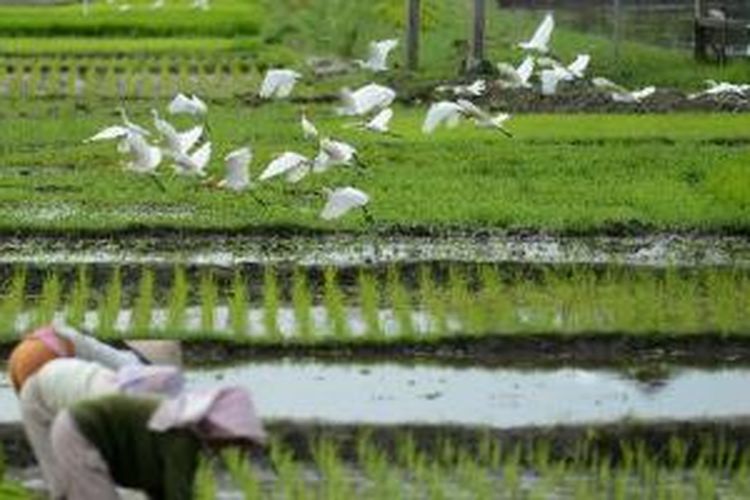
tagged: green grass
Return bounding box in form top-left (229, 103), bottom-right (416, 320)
top-left (0, 103), bottom-right (748, 234)
top-left (0, 0), bottom-right (262, 37)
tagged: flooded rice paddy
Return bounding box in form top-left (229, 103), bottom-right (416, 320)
top-left (1, 361), bottom-right (749, 428)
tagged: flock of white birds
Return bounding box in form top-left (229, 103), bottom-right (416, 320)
top-left (86, 12), bottom-right (748, 222)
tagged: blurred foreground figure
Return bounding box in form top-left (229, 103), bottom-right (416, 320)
top-left (8, 322), bottom-right (144, 393)
top-left (50, 387), bottom-right (266, 500)
top-left (20, 360), bottom-right (184, 498)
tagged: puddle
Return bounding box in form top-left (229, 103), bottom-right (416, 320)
top-left (0, 233), bottom-right (747, 267)
top-left (0, 362), bottom-right (749, 428)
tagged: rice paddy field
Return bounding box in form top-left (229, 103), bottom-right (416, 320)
top-left (1, 0), bottom-right (750, 497)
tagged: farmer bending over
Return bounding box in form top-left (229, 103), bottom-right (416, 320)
top-left (50, 386), bottom-right (266, 500)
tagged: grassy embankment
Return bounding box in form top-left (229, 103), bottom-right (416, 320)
top-left (0, 0), bottom-right (748, 90)
top-left (0, 104), bottom-right (747, 235)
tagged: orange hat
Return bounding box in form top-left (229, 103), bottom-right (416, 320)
top-left (8, 326), bottom-right (75, 393)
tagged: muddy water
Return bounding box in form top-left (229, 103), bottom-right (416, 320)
top-left (0, 234), bottom-right (748, 267)
top-left (1, 363), bottom-right (749, 428)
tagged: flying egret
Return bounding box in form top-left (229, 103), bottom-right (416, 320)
top-left (689, 80), bottom-right (750, 99)
top-left (85, 125), bottom-right (130, 143)
top-left (313, 138), bottom-right (364, 173)
top-left (592, 77), bottom-right (656, 103)
top-left (191, 0), bottom-right (209, 10)
top-left (518, 12), bottom-right (554, 53)
top-left (355, 39), bottom-right (399, 72)
top-left (496, 56), bottom-right (535, 89)
top-left (321, 187), bottom-right (371, 221)
top-left (151, 109), bottom-right (203, 156)
top-left (217, 147), bottom-right (252, 192)
top-left (172, 141), bottom-right (212, 177)
top-left (337, 83), bottom-right (396, 116)
top-left (422, 101), bottom-right (465, 134)
top-left (536, 54), bottom-right (590, 82)
top-left (117, 107), bottom-right (150, 136)
top-left (259, 152), bottom-right (311, 183)
top-left (122, 132), bottom-right (162, 174)
top-left (363, 108), bottom-right (394, 134)
top-left (457, 99), bottom-right (513, 137)
top-left (259, 69), bottom-right (302, 99)
top-left (436, 79), bottom-right (487, 97)
top-left (301, 109), bottom-right (319, 141)
top-left (168, 93), bottom-right (207, 116)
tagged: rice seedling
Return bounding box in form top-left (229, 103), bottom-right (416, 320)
top-left (387, 266), bottom-right (415, 339)
top-left (33, 272), bottom-right (60, 327)
top-left (291, 268), bottom-right (313, 342)
top-left (358, 269), bottom-right (382, 340)
top-left (193, 456), bottom-right (217, 500)
top-left (223, 449), bottom-right (262, 500)
top-left (97, 267), bottom-right (122, 338)
top-left (131, 267), bottom-right (154, 337)
top-left (263, 266), bottom-right (280, 340)
top-left (323, 267), bottom-right (348, 340)
top-left (65, 266), bottom-right (90, 329)
top-left (199, 269), bottom-right (218, 333)
top-left (165, 265), bottom-right (188, 334)
top-left (418, 265), bottom-right (447, 338)
top-left (228, 270), bottom-right (249, 338)
top-left (0, 267), bottom-right (25, 337)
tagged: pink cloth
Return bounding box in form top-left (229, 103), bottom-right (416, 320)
top-left (116, 365), bottom-right (184, 397)
top-left (148, 386), bottom-right (266, 445)
top-left (30, 326), bottom-right (73, 358)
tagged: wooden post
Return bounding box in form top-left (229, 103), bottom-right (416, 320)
top-left (612, 0), bottom-right (621, 60)
top-left (406, 0), bottom-right (421, 71)
top-left (472, 0), bottom-right (486, 67)
top-left (694, 0), bottom-right (706, 60)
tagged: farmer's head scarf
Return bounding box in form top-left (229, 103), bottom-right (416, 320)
top-left (148, 386), bottom-right (266, 445)
top-left (8, 325), bottom-right (75, 393)
top-left (116, 365), bottom-right (185, 397)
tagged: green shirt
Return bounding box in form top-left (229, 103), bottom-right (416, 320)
top-left (70, 394), bottom-right (202, 500)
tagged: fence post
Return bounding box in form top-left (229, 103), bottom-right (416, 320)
top-left (694, 0), bottom-right (706, 60)
top-left (612, 0), bottom-right (621, 59)
top-left (406, 0), bottom-right (421, 71)
top-left (472, 0), bottom-right (487, 67)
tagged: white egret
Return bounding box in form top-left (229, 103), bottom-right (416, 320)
top-left (117, 107), bottom-right (150, 136)
top-left (85, 125), bottom-right (130, 143)
top-left (301, 109), bottom-right (319, 140)
top-left (168, 93), bottom-right (207, 116)
top-left (259, 69), bottom-right (302, 99)
top-left (518, 12), bottom-right (554, 53)
top-left (313, 138), bottom-right (363, 173)
top-left (592, 77), bottom-right (656, 103)
top-left (122, 132), bottom-right (162, 174)
top-left (537, 54), bottom-right (590, 83)
top-left (689, 80), bottom-right (750, 99)
top-left (496, 56), bottom-right (535, 89)
top-left (337, 83), bottom-right (396, 116)
top-left (321, 187), bottom-right (371, 221)
top-left (363, 108), bottom-right (394, 134)
top-left (259, 152), bottom-right (311, 183)
top-left (218, 147), bottom-right (252, 191)
top-left (191, 0), bottom-right (209, 10)
top-left (172, 142), bottom-right (212, 177)
top-left (422, 101), bottom-right (465, 134)
top-left (436, 79), bottom-right (487, 97)
top-left (151, 109), bottom-right (203, 155)
top-left (355, 39), bottom-right (399, 72)
top-left (457, 99), bottom-right (513, 137)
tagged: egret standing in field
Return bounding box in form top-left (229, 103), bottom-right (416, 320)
top-left (518, 12), bottom-right (555, 53)
top-left (363, 108), bottom-right (394, 134)
top-left (321, 187), bottom-right (371, 221)
top-left (300, 109), bottom-right (319, 141)
top-left (313, 138), bottom-right (364, 173)
top-left (689, 80), bottom-right (750, 99)
top-left (355, 39), bottom-right (399, 72)
top-left (217, 147), bottom-right (252, 192)
top-left (259, 69), bottom-right (302, 100)
top-left (259, 152), bottom-right (311, 183)
top-left (121, 132), bottom-right (167, 191)
top-left (337, 83), bottom-right (396, 116)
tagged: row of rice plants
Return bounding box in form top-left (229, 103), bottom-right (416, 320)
top-left (0, 54), bottom-right (258, 100)
top-left (192, 433), bottom-right (750, 499)
top-left (0, 264), bottom-right (748, 341)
